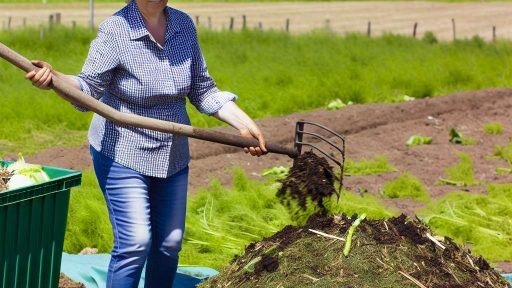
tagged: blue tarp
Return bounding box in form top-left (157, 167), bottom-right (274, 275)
top-left (60, 253), bottom-right (218, 288)
top-left (503, 273), bottom-right (512, 284)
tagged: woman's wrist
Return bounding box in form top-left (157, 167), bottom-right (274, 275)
top-left (213, 101), bottom-right (267, 155)
top-left (213, 101), bottom-right (248, 130)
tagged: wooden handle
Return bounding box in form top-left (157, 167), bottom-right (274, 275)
top-left (0, 42), bottom-right (298, 157)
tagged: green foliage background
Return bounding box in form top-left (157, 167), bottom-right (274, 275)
top-left (383, 172), bottom-right (430, 203)
top-left (2, 27), bottom-right (512, 156)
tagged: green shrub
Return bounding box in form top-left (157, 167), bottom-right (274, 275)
top-left (344, 156), bottom-right (396, 176)
top-left (470, 35), bottom-right (486, 49)
top-left (491, 140), bottom-right (512, 162)
top-left (484, 122), bottom-right (504, 135)
top-left (422, 31), bottom-right (438, 45)
top-left (333, 190), bottom-right (397, 219)
top-left (438, 153), bottom-right (478, 186)
top-left (406, 135), bottom-right (433, 147)
top-left (449, 128), bottom-right (477, 145)
top-left (383, 172), bottom-right (430, 203)
top-left (419, 183), bottom-right (512, 262)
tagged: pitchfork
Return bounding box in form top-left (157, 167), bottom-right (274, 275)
top-left (0, 43), bottom-right (345, 183)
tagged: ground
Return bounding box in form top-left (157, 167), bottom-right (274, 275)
top-left (2, 2), bottom-right (512, 41)
top-left (17, 88), bottom-right (512, 275)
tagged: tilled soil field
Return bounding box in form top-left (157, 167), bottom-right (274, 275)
top-left (2, 2), bottom-right (512, 41)
top-left (22, 88), bottom-right (512, 198)
top-left (14, 88), bottom-right (512, 273)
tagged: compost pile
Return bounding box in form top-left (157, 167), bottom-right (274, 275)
top-left (199, 152), bottom-right (510, 288)
top-left (276, 151), bottom-right (339, 214)
top-left (199, 214), bottom-right (510, 288)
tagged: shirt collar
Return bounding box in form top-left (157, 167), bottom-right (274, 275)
top-left (126, 1), bottom-right (180, 41)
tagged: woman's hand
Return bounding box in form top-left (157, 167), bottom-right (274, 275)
top-left (239, 126), bottom-right (267, 157)
top-left (213, 100), bottom-right (268, 157)
top-left (25, 60), bottom-right (53, 90)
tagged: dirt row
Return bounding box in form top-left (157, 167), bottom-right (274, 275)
top-left (2, 2), bottom-right (512, 41)
top-left (23, 88), bottom-right (512, 198)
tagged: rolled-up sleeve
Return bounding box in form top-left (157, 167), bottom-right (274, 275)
top-left (188, 26), bottom-right (237, 115)
top-left (73, 22), bottom-right (119, 111)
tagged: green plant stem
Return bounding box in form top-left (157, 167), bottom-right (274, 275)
top-left (343, 213), bottom-right (367, 256)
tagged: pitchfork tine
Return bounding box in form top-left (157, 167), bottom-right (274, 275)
top-left (295, 120), bottom-right (346, 197)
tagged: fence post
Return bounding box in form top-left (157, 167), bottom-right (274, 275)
top-left (258, 22), bottom-right (263, 31)
top-left (7, 16), bottom-right (11, 30)
top-left (367, 21), bottom-right (371, 37)
top-left (451, 18), bottom-right (456, 41)
top-left (49, 14), bottom-right (54, 30)
top-left (195, 15), bottom-right (199, 27)
top-left (242, 15), bottom-right (247, 30)
top-left (208, 16), bottom-right (212, 30)
top-left (55, 13), bottom-right (61, 25)
top-left (40, 24), bottom-right (45, 40)
top-left (493, 26), bottom-right (496, 43)
top-left (72, 20), bottom-right (76, 29)
top-left (326, 19), bottom-right (332, 36)
top-left (286, 18), bottom-right (290, 33)
top-left (229, 17), bottom-right (234, 31)
top-left (89, 0), bottom-right (94, 31)
top-left (413, 22), bottom-right (418, 38)
top-left (23, 18), bottom-right (26, 28)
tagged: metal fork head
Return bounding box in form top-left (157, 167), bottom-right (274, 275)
top-left (294, 120), bottom-right (346, 188)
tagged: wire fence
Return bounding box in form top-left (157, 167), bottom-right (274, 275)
top-left (0, 12), bottom-right (501, 43)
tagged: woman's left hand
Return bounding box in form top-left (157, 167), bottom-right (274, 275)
top-left (239, 126), bottom-right (267, 157)
top-left (213, 100), bottom-right (268, 157)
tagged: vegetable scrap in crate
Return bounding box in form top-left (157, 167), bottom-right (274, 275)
top-left (0, 168), bottom-right (12, 192)
top-left (0, 153), bottom-right (50, 192)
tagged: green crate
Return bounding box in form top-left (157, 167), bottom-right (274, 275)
top-left (0, 161), bottom-right (81, 288)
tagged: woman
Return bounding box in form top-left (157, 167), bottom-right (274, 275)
top-left (26, 0), bottom-right (266, 287)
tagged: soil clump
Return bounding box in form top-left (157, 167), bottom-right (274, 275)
top-left (277, 151), bottom-right (339, 214)
top-left (199, 214), bottom-right (511, 288)
top-left (58, 273), bottom-right (85, 288)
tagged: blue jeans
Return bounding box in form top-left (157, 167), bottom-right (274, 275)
top-left (90, 147), bottom-right (189, 288)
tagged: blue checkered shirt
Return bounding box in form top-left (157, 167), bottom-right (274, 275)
top-left (74, 1), bottom-right (236, 178)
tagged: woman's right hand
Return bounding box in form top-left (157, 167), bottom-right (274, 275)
top-left (25, 60), bottom-right (53, 90)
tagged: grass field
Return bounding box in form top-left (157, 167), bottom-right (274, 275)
top-left (2, 26), bottom-right (512, 157)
